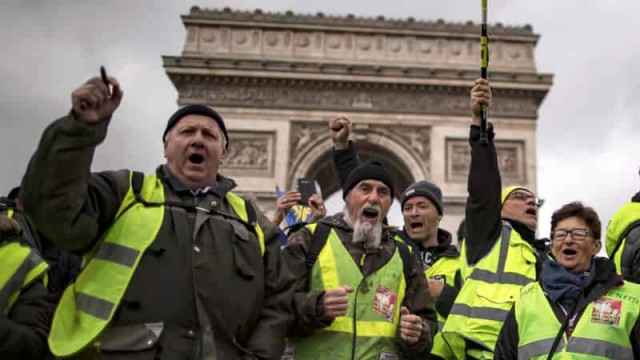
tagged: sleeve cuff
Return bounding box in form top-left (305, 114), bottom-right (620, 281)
top-left (469, 123), bottom-right (495, 143)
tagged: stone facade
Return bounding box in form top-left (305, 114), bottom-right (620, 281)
top-left (163, 7), bottom-right (553, 238)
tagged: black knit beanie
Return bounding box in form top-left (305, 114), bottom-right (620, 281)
top-left (163, 105), bottom-right (229, 149)
top-left (400, 181), bottom-right (444, 215)
top-left (342, 160), bottom-right (395, 199)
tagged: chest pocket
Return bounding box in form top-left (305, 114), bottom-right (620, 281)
top-left (229, 219), bottom-right (259, 280)
top-left (476, 284), bottom-right (519, 307)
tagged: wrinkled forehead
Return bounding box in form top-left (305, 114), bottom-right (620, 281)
top-left (346, 179), bottom-right (390, 203)
top-left (355, 179), bottom-right (390, 192)
top-left (172, 114), bottom-right (221, 131)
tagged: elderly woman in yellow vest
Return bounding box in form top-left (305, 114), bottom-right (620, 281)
top-left (0, 208), bottom-right (51, 360)
top-left (494, 202), bottom-right (640, 360)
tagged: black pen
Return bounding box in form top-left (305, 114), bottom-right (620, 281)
top-left (100, 65), bottom-right (110, 95)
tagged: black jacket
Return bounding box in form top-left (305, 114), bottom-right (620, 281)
top-left (395, 228), bottom-right (461, 318)
top-left (465, 125), bottom-right (549, 273)
top-left (0, 196), bottom-right (81, 304)
top-left (0, 207), bottom-right (52, 360)
top-left (494, 258), bottom-right (640, 360)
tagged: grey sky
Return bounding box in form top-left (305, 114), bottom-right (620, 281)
top-left (1, 1), bottom-right (638, 238)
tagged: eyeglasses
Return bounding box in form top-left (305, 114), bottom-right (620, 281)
top-left (551, 228), bottom-right (590, 241)
top-left (508, 192), bottom-right (545, 207)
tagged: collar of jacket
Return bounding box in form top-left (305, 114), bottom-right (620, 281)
top-left (504, 218), bottom-right (550, 254)
top-left (504, 218), bottom-right (536, 243)
top-left (159, 165), bottom-right (236, 198)
top-left (398, 228), bottom-right (460, 259)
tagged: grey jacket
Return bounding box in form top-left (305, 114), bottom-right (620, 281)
top-left (20, 114), bottom-right (295, 360)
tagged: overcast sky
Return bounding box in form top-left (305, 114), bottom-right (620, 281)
top-left (1, 1), bottom-right (638, 239)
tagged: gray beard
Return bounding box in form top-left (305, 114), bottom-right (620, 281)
top-left (343, 206), bottom-right (383, 248)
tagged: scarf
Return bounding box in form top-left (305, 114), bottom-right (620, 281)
top-left (541, 259), bottom-right (594, 312)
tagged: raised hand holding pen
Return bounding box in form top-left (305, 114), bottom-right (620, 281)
top-left (72, 66), bottom-right (123, 125)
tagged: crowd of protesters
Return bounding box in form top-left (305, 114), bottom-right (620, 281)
top-left (0, 71), bottom-right (638, 360)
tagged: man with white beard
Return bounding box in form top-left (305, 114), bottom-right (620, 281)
top-left (284, 161), bottom-right (437, 360)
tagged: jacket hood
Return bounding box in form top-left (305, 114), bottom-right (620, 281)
top-left (399, 227), bottom-right (460, 259)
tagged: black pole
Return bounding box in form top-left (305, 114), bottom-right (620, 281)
top-left (480, 0), bottom-right (489, 144)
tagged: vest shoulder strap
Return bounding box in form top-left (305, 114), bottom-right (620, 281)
top-left (395, 240), bottom-right (412, 285)
top-left (131, 171), bottom-right (145, 202)
top-left (112, 171), bottom-right (151, 223)
top-left (307, 222), bottom-right (331, 272)
top-left (244, 198), bottom-right (257, 227)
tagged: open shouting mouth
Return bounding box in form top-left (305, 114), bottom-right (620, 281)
top-left (359, 205), bottom-right (381, 223)
top-left (188, 153), bottom-right (205, 164)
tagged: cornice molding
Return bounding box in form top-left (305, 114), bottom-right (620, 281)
top-left (167, 74), bottom-right (543, 119)
top-left (163, 56), bottom-right (553, 88)
top-left (185, 7), bottom-right (537, 40)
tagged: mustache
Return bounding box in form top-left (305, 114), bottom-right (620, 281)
top-left (357, 203), bottom-right (382, 217)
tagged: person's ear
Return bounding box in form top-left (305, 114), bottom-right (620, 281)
top-left (593, 239), bottom-right (602, 255)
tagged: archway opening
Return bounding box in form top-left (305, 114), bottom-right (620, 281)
top-left (304, 141), bottom-right (415, 227)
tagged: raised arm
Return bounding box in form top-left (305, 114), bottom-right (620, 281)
top-left (329, 117), bottom-right (361, 188)
top-left (465, 78), bottom-right (503, 265)
top-left (20, 75), bottom-right (128, 251)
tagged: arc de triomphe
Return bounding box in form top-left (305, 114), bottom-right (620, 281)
top-left (162, 7), bottom-right (552, 235)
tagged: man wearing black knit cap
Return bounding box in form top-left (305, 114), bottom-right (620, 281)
top-left (328, 117), bottom-right (461, 359)
top-left (285, 160), bottom-right (437, 360)
top-left (19, 73), bottom-right (295, 360)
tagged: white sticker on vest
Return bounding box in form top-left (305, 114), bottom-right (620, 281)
top-left (372, 284), bottom-right (397, 322)
top-left (591, 298), bottom-right (622, 326)
top-left (281, 345), bottom-right (295, 360)
top-left (379, 351), bottom-right (398, 360)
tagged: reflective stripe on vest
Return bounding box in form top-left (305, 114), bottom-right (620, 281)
top-left (459, 240), bottom-right (475, 281)
top-left (48, 172), bottom-right (165, 357)
top-left (0, 210), bottom-right (49, 314)
top-left (442, 222), bottom-right (537, 354)
top-left (291, 223), bottom-right (406, 360)
top-left (516, 281), bottom-right (640, 360)
top-left (49, 173), bottom-right (265, 356)
top-left (613, 238), bottom-right (625, 275)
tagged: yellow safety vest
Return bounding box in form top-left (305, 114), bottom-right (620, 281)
top-left (516, 281), bottom-right (640, 360)
top-left (0, 209), bottom-right (49, 314)
top-left (442, 222), bottom-right (537, 360)
top-left (459, 240), bottom-right (475, 281)
top-left (606, 202), bottom-right (640, 276)
top-left (393, 233), bottom-right (462, 358)
top-left (48, 172), bottom-right (264, 357)
top-left (290, 223), bottom-right (407, 360)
